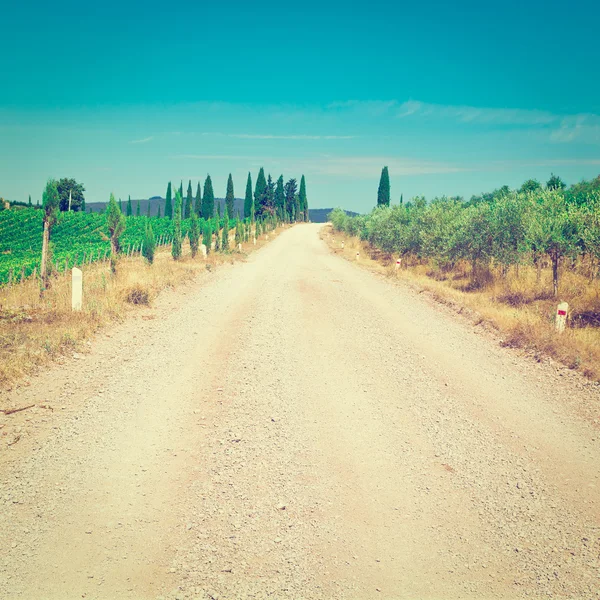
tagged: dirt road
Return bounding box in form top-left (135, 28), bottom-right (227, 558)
top-left (1, 224), bottom-right (599, 599)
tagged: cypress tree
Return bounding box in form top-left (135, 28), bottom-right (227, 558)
top-left (185, 180), bottom-right (193, 219)
top-left (119, 198), bottom-right (123, 212)
top-left (142, 221), bottom-right (155, 264)
top-left (147, 201), bottom-right (151, 217)
top-left (28, 194), bottom-right (32, 207)
top-left (202, 221), bottom-right (212, 255)
top-left (225, 173), bottom-right (235, 219)
top-left (178, 181), bottom-right (183, 203)
top-left (244, 172), bottom-right (253, 220)
top-left (195, 182), bottom-right (202, 215)
top-left (165, 182), bottom-right (173, 219)
top-left (254, 168), bottom-right (267, 216)
top-left (214, 217), bottom-right (221, 252)
top-left (126, 195), bottom-right (132, 216)
top-left (81, 197), bottom-right (86, 212)
top-left (136, 199), bottom-right (141, 216)
top-left (188, 211), bottom-right (200, 258)
top-left (400, 193), bottom-right (403, 204)
top-left (157, 205), bottom-right (161, 219)
top-left (201, 175), bottom-right (215, 220)
top-left (222, 206), bottom-right (230, 251)
top-left (274, 176), bottom-right (285, 220)
top-left (284, 178), bottom-right (297, 221)
top-left (377, 166), bottom-right (390, 206)
top-left (299, 175), bottom-right (308, 222)
top-left (171, 190), bottom-right (182, 260)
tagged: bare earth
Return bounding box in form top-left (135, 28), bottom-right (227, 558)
top-left (1, 224), bottom-right (599, 600)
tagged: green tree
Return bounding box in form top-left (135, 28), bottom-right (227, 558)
top-left (519, 179), bottom-right (541, 194)
top-left (178, 181), bottom-right (184, 203)
top-left (126, 195), bottom-right (133, 216)
top-left (147, 201), bottom-right (151, 217)
top-left (157, 205), bottom-right (161, 218)
top-left (28, 194), bottom-right (32, 207)
top-left (244, 172), bottom-right (253, 220)
top-left (377, 166), bottom-right (390, 206)
top-left (284, 178), bottom-right (297, 221)
top-left (201, 175), bottom-right (215, 220)
top-left (57, 178), bottom-right (86, 212)
top-left (299, 175), bottom-right (308, 221)
top-left (171, 191), bottom-right (183, 260)
top-left (222, 206), bottom-right (230, 251)
top-left (165, 182), bottom-right (173, 219)
top-left (136, 199), bottom-right (141, 216)
top-left (40, 179), bottom-right (60, 291)
top-left (577, 192), bottom-right (600, 276)
top-left (254, 168), bottom-right (267, 216)
top-left (546, 173), bottom-right (566, 191)
top-left (225, 173), bottom-right (235, 219)
top-left (274, 176), bottom-right (285, 220)
top-left (202, 220), bottom-right (212, 255)
top-left (195, 182), bottom-right (202, 215)
top-left (142, 221), bottom-right (155, 264)
top-left (526, 190), bottom-right (578, 296)
top-left (106, 193), bottom-right (126, 273)
top-left (188, 211), bottom-right (200, 258)
top-left (185, 180), bottom-right (193, 219)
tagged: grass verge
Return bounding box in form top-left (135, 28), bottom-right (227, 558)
top-left (0, 230), bottom-right (280, 389)
top-left (321, 225), bottom-right (600, 382)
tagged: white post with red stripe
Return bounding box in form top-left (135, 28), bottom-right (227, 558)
top-left (395, 258), bottom-right (402, 271)
top-left (555, 302), bottom-right (568, 333)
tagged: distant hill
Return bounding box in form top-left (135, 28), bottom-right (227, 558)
top-left (86, 199), bottom-right (358, 223)
top-left (308, 208), bottom-right (359, 223)
top-left (88, 197), bottom-right (246, 217)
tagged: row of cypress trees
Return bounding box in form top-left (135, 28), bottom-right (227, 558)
top-left (161, 170), bottom-right (308, 222)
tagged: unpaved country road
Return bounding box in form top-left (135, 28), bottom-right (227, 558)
top-left (1, 224), bottom-right (599, 600)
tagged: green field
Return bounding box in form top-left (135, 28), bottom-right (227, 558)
top-left (0, 209), bottom-right (202, 285)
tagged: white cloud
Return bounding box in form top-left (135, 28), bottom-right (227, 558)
top-left (395, 101), bottom-right (557, 126)
top-left (228, 133), bottom-right (356, 140)
top-left (129, 136), bottom-right (154, 144)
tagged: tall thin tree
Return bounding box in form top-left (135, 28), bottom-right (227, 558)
top-left (244, 172), bottom-right (253, 220)
top-left (225, 174), bottom-right (235, 219)
top-left (377, 166), bottom-right (390, 206)
top-left (201, 175), bottom-right (215, 220)
top-left (185, 180), bottom-right (193, 219)
top-left (165, 182), bottom-right (173, 219)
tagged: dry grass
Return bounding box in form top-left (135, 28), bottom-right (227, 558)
top-left (322, 225), bottom-right (600, 382)
top-left (0, 231), bottom-right (279, 388)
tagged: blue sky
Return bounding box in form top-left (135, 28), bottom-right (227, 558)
top-left (1, 0), bottom-right (599, 213)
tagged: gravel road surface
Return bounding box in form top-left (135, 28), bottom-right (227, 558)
top-left (1, 224), bottom-right (599, 599)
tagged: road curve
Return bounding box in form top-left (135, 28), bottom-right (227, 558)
top-left (1, 223), bottom-right (599, 599)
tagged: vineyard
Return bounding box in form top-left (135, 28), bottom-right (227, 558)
top-left (0, 209), bottom-right (213, 285)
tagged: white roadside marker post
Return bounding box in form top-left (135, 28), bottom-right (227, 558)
top-left (395, 258), bottom-right (402, 271)
top-left (72, 267), bottom-right (83, 311)
top-left (341, 241), bottom-right (344, 249)
top-left (355, 252), bottom-right (360, 261)
top-left (556, 302), bottom-right (568, 333)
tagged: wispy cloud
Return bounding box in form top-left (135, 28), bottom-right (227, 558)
top-left (228, 133), bottom-right (356, 140)
top-left (328, 99), bottom-right (600, 142)
top-left (172, 153), bottom-right (465, 178)
top-left (395, 100), bottom-right (557, 126)
top-left (129, 136), bottom-right (154, 144)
